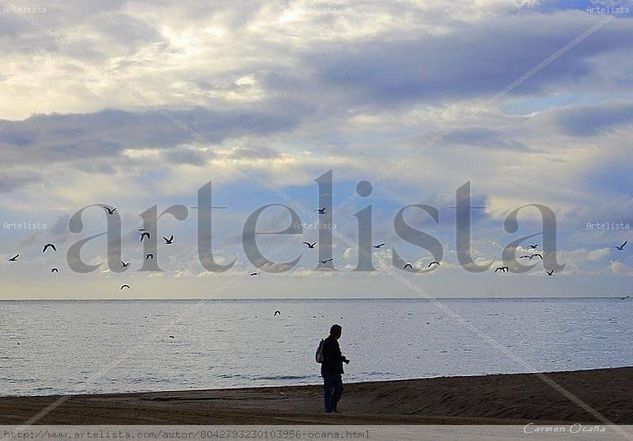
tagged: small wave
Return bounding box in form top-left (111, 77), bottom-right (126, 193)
top-left (254, 375), bottom-right (312, 381)
top-left (364, 371), bottom-right (394, 377)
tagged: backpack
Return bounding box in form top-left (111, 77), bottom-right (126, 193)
top-left (315, 339), bottom-right (325, 363)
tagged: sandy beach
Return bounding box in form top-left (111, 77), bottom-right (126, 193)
top-left (0, 367), bottom-right (631, 425)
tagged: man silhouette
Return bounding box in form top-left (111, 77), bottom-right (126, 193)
top-left (321, 324), bottom-right (350, 413)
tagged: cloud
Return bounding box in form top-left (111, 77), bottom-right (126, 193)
top-left (162, 146), bottom-right (214, 166)
top-left (225, 146), bottom-right (281, 160)
top-left (443, 127), bottom-right (529, 151)
top-left (557, 102), bottom-right (633, 136)
top-left (0, 173), bottom-right (39, 192)
top-left (2, 1), bottom-right (633, 297)
top-left (0, 105), bottom-right (308, 171)
top-left (610, 260), bottom-right (633, 276)
top-left (309, 11), bottom-right (633, 109)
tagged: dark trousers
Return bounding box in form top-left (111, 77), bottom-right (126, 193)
top-left (323, 374), bottom-right (343, 412)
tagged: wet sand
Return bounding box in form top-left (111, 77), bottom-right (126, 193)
top-left (0, 367), bottom-right (631, 425)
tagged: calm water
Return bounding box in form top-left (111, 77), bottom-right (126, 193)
top-left (0, 298), bottom-right (631, 396)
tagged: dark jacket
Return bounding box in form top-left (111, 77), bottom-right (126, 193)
top-left (321, 335), bottom-right (345, 376)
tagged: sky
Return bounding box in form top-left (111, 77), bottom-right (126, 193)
top-left (1, 0), bottom-right (633, 299)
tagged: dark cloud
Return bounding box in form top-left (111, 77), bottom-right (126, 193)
top-left (308, 12), bottom-right (633, 108)
top-left (0, 174), bottom-right (39, 192)
top-left (557, 102), bottom-right (633, 136)
top-left (0, 104), bottom-right (309, 166)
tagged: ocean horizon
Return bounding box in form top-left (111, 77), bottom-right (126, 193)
top-left (1, 297), bottom-right (631, 397)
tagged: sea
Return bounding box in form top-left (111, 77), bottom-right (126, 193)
top-left (0, 298), bottom-right (631, 396)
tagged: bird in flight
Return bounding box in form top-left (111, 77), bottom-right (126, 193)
top-left (315, 207), bottom-right (326, 215)
top-left (42, 243), bottom-right (56, 253)
top-left (373, 243), bottom-right (385, 249)
top-left (120, 284), bottom-right (131, 290)
top-left (274, 310), bottom-right (281, 316)
top-left (169, 335), bottom-right (175, 339)
top-left (8, 254), bottom-right (19, 262)
top-left (428, 261), bottom-right (440, 268)
top-left (163, 235), bottom-right (174, 244)
top-left (546, 270), bottom-right (554, 276)
top-left (121, 261), bottom-right (129, 268)
top-left (529, 244), bottom-right (538, 249)
top-left (616, 241), bottom-right (627, 251)
top-left (530, 254), bottom-right (543, 260)
top-left (51, 268), bottom-right (59, 273)
top-left (104, 206), bottom-right (117, 215)
top-left (319, 258), bottom-right (333, 264)
top-left (403, 263), bottom-right (413, 270)
top-left (140, 232), bottom-right (150, 241)
top-left (303, 241), bottom-right (316, 249)
top-left (495, 266), bottom-right (509, 272)
top-left (146, 253), bottom-right (154, 260)
top-left (250, 272), bottom-right (259, 276)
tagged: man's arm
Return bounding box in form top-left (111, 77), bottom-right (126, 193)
top-left (335, 340), bottom-right (350, 364)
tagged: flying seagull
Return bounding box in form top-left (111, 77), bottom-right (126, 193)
top-left (120, 284), bottom-right (131, 290)
top-left (373, 243), bottom-right (385, 249)
top-left (51, 268), bottom-right (59, 273)
top-left (104, 206), bottom-right (117, 215)
top-left (315, 207), bottom-right (326, 215)
top-left (121, 261), bottom-right (129, 268)
top-left (495, 266), bottom-right (509, 272)
top-left (8, 254), bottom-right (19, 262)
top-left (169, 335), bottom-right (175, 339)
top-left (546, 270), bottom-right (554, 276)
top-left (146, 253), bottom-right (154, 260)
top-left (403, 263), bottom-right (413, 270)
top-left (274, 310), bottom-right (281, 316)
top-left (616, 241), bottom-right (627, 251)
top-left (140, 232), bottom-right (150, 241)
top-left (428, 261), bottom-right (440, 268)
top-left (42, 243), bottom-right (56, 253)
top-left (319, 258), bottom-right (333, 264)
top-left (163, 235), bottom-right (174, 244)
top-left (303, 241), bottom-right (316, 249)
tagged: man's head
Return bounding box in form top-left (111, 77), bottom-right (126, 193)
top-left (330, 324), bottom-right (342, 339)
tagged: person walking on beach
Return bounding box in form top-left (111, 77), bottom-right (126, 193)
top-left (319, 324), bottom-right (350, 413)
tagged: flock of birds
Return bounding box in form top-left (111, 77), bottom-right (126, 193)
top-left (5, 206), bottom-right (632, 300)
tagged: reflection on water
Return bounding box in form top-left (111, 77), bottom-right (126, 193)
top-left (0, 298), bottom-right (631, 396)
